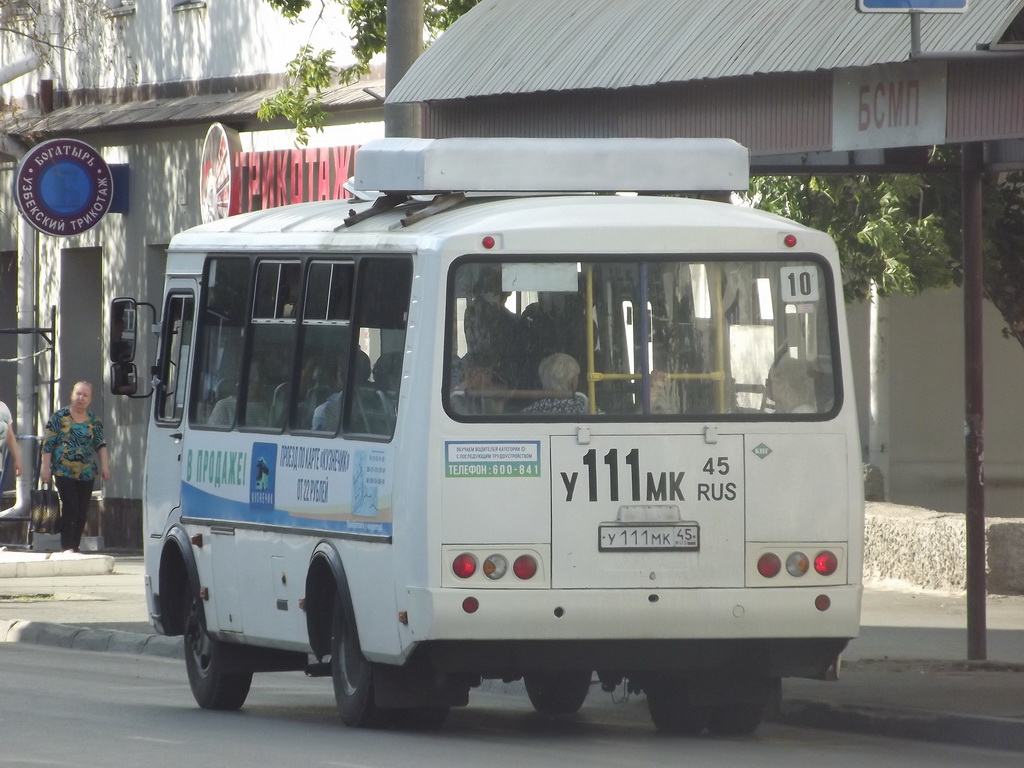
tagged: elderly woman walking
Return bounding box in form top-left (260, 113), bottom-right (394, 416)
top-left (40, 381), bottom-right (110, 553)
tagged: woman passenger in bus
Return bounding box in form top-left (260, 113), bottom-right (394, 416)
top-left (521, 352), bottom-right (588, 415)
top-left (765, 356), bottom-right (817, 414)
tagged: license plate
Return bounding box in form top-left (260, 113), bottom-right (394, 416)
top-left (598, 523), bottom-right (700, 552)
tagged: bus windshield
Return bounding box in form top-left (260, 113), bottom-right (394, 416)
top-left (447, 256), bottom-right (838, 419)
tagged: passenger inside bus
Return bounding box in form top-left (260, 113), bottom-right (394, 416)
top-left (764, 356), bottom-right (817, 413)
top-left (208, 380), bottom-right (270, 427)
top-left (372, 351), bottom-right (403, 402)
top-left (521, 352), bottom-right (588, 415)
top-left (311, 350), bottom-right (371, 431)
top-left (454, 269), bottom-right (521, 388)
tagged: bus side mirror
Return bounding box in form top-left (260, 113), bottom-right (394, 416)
top-left (110, 297), bottom-right (138, 363)
top-left (110, 362), bottom-right (139, 396)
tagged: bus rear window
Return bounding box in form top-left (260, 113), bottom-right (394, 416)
top-left (446, 257), bottom-right (838, 420)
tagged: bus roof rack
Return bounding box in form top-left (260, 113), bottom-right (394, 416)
top-left (352, 137), bottom-right (749, 195)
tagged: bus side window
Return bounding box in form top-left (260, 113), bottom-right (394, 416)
top-left (154, 293), bottom-right (195, 424)
top-left (192, 257), bottom-right (250, 428)
top-left (302, 261), bottom-right (355, 433)
top-left (344, 258), bottom-right (412, 439)
top-left (246, 260), bottom-right (300, 429)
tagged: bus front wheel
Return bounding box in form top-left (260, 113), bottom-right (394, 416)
top-left (331, 602), bottom-right (386, 727)
top-left (183, 594), bottom-right (252, 710)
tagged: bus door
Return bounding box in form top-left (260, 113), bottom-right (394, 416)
top-left (144, 280), bottom-right (196, 540)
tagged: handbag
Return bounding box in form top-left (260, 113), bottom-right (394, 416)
top-left (30, 485), bottom-right (61, 535)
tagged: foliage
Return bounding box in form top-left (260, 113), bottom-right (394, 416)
top-left (260, 0), bottom-right (481, 144)
top-left (750, 171), bottom-right (955, 302)
top-left (256, 44), bottom-right (336, 146)
top-left (752, 156), bottom-right (1024, 350)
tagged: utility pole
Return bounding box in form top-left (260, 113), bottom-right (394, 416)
top-left (385, 0), bottom-right (423, 138)
top-left (962, 142), bottom-right (987, 661)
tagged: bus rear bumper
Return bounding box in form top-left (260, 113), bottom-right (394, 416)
top-left (393, 585), bottom-right (860, 680)
top-left (401, 584), bottom-right (861, 644)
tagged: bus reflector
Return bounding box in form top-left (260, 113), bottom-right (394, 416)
top-left (483, 554), bottom-right (508, 580)
top-left (814, 551), bottom-right (838, 576)
top-left (757, 553), bottom-right (781, 578)
top-left (462, 597), bottom-right (480, 614)
top-left (786, 552), bottom-right (809, 577)
top-left (513, 555), bottom-right (538, 580)
top-left (783, 234), bottom-right (797, 248)
top-left (815, 594), bottom-right (831, 612)
top-left (453, 553), bottom-right (477, 579)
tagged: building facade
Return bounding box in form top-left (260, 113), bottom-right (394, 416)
top-left (0, 1), bottom-right (384, 543)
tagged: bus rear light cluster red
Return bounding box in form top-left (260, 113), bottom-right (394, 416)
top-left (452, 553), bottom-right (477, 579)
top-left (757, 549), bottom-right (839, 579)
top-left (452, 552), bottom-right (539, 582)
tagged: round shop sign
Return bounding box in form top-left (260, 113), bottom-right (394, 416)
top-left (14, 138), bottom-right (113, 237)
top-left (199, 122), bottom-right (241, 223)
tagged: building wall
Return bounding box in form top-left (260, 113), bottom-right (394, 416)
top-left (848, 288), bottom-right (1024, 519)
top-left (0, 1), bottom-right (353, 103)
top-left (0, 2), bottom-right (380, 545)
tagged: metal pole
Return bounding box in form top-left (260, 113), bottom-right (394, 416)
top-left (961, 141), bottom-right (986, 661)
top-left (384, 0), bottom-right (423, 138)
top-left (909, 12), bottom-right (922, 58)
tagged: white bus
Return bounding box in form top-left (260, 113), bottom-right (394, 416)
top-left (110, 138), bottom-right (863, 735)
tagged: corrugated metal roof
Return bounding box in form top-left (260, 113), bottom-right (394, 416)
top-left (0, 77), bottom-right (384, 141)
top-left (388, 0), bottom-right (1024, 104)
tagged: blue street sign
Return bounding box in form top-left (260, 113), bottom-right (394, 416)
top-left (857, 0), bottom-right (967, 12)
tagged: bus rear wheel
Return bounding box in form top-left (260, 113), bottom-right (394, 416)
top-left (644, 677), bottom-right (710, 735)
top-left (183, 594), bottom-right (252, 710)
top-left (524, 670), bottom-right (593, 715)
top-left (706, 676), bottom-right (778, 736)
top-left (331, 602), bottom-right (387, 728)
top-left (387, 706), bottom-right (450, 730)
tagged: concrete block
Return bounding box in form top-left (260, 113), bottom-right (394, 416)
top-left (985, 519), bottom-right (1024, 595)
top-left (864, 502), bottom-right (1024, 595)
top-left (79, 536), bottom-right (104, 552)
top-left (31, 533), bottom-right (62, 552)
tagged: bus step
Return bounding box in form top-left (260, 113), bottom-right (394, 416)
top-left (305, 661), bottom-right (331, 678)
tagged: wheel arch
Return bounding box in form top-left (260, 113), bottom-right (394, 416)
top-left (157, 525), bottom-right (202, 637)
top-left (306, 541), bottom-right (355, 661)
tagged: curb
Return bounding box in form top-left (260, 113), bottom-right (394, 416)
top-left (771, 700), bottom-right (1024, 753)
top-left (0, 619), bottom-right (182, 659)
top-left (0, 553), bottom-right (115, 578)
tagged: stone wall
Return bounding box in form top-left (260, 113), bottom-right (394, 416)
top-left (865, 502), bottom-right (1024, 595)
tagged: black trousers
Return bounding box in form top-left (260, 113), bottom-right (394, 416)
top-left (54, 475), bottom-right (95, 551)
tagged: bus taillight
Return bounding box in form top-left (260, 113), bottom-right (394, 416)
top-left (756, 553), bottom-right (782, 578)
top-left (452, 553), bottom-right (477, 579)
top-left (814, 551), bottom-right (838, 576)
top-left (513, 555), bottom-right (538, 580)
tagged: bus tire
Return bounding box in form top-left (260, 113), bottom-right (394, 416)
top-left (387, 706), bottom-right (450, 730)
top-left (331, 599), bottom-right (386, 728)
top-left (645, 677), bottom-right (709, 736)
top-left (183, 593), bottom-right (253, 710)
top-left (524, 670), bottom-right (592, 715)
top-left (706, 700), bottom-right (765, 736)
top-left (705, 677), bottom-right (777, 736)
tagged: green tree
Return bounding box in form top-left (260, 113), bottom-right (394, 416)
top-left (259, 0), bottom-right (480, 145)
top-left (752, 158), bottom-right (1024, 349)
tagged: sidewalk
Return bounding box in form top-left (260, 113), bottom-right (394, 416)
top-left (1, 550), bottom-right (1022, 750)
